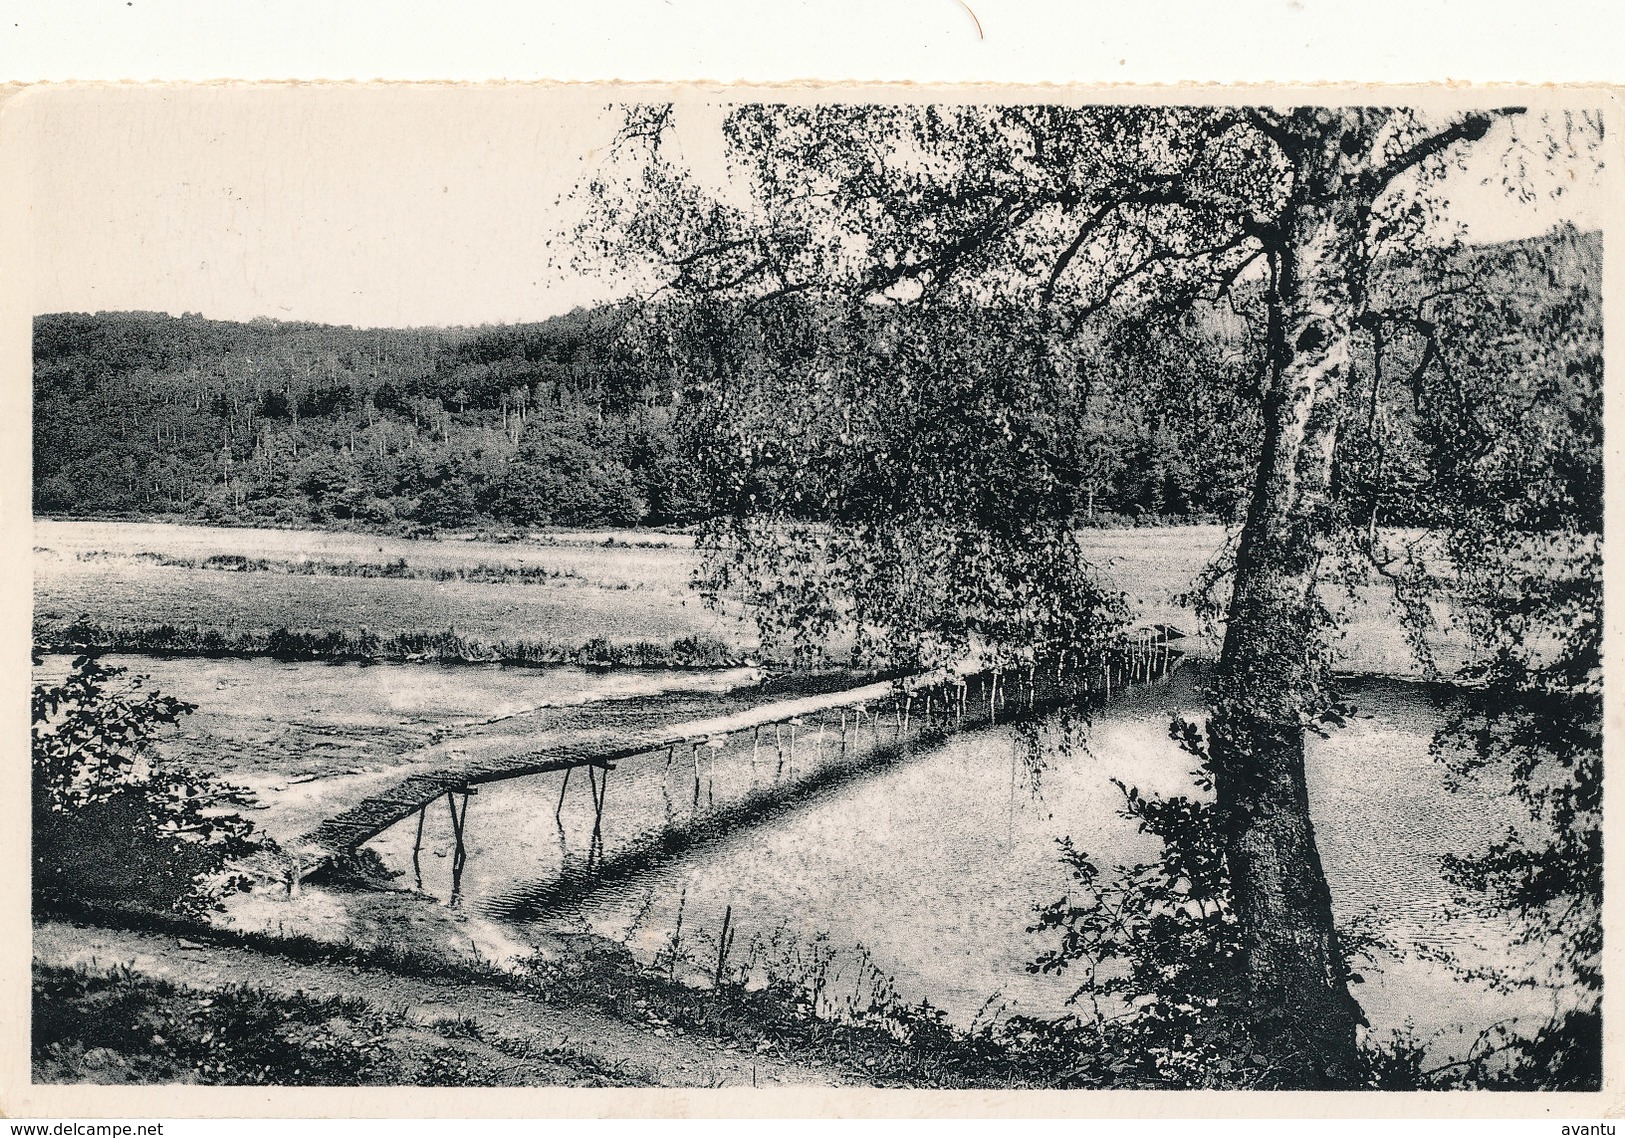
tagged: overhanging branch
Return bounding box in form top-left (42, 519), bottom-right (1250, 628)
top-left (1367, 109), bottom-right (1522, 194)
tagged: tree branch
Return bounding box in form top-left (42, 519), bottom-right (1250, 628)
top-left (859, 198), bottom-right (1038, 297)
top-left (1038, 180), bottom-right (1245, 306)
top-left (672, 237), bottom-right (757, 270)
top-left (1367, 109), bottom-right (1522, 194)
top-left (1212, 244), bottom-right (1268, 306)
top-left (1244, 108), bottom-right (1298, 155)
top-left (1072, 229), bottom-right (1257, 322)
top-left (1040, 201), bottom-right (1124, 306)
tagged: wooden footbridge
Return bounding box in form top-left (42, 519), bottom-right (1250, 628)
top-left (287, 625), bottom-right (1186, 891)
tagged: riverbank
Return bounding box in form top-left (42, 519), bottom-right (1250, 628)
top-left (32, 899), bottom-right (1066, 1089)
top-left (34, 619), bottom-right (744, 670)
top-left (33, 918), bottom-right (827, 1087)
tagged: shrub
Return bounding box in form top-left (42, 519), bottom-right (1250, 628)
top-left (494, 430), bottom-right (647, 528)
top-left (32, 654), bottom-right (259, 917)
top-left (1009, 765), bottom-right (1261, 1088)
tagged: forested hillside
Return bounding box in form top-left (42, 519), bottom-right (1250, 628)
top-left (32, 229), bottom-right (1601, 534)
top-left (33, 305), bottom-right (701, 530)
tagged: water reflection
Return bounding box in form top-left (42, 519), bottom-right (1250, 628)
top-left (366, 665), bottom-right (1570, 1046)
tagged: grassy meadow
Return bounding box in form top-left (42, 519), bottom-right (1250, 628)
top-left (34, 519), bottom-right (753, 665)
top-left (34, 517), bottom-right (1464, 675)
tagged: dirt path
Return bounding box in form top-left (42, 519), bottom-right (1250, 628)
top-left (33, 921), bottom-right (848, 1088)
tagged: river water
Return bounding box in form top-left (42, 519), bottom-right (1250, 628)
top-left (363, 663), bottom-right (1573, 1050)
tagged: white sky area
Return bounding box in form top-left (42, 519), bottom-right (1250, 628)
top-left (8, 87), bottom-right (1608, 330)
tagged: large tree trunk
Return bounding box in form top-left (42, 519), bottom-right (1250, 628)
top-left (1209, 140), bottom-right (1368, 1087)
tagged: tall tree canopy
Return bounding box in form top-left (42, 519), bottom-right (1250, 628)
top-left (580, 100), bottom-right (1602, 1087)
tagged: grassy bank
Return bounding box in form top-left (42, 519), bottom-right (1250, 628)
top-left (76, 549), bottom-right (595, 586)
top-left (34, 619), bottom-right (743, 669)
top-left (33, 900), bottom-right (1069, 1089)
top-left (34, 962), bottom-right (628, 1086)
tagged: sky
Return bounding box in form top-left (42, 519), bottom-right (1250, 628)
top-left (7, 87), bottom-right (1610, 330)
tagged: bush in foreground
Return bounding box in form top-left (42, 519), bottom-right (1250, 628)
top-left (32, 654), bottom-right (260, 917)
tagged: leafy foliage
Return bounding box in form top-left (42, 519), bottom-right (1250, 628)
top-left (1002, 716), bottom-right (1341, 1089)
top-left (33, 963), bottom-right (621, 1087)
top-left (1017, 790), bottom-right (1251, 1087)
top-left (1349, 226), bottom-right (1602, 1078)
top-left (1364, 1010), bottom-right (1601, 1091)
top-left (1021, 733), bottom-right (1600, 1091)
top-left (667, 298), bottom-right (1130, 668)
top-left (578, 101), bottom-right (1604, 1088)
top-left (32, 654), bottom-right (260, 916)
top-left (35, 964), bottom-right (397, 1085)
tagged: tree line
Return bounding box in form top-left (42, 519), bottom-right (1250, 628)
top-left (39, 236), bottom-right (1592, 538)
top-left (29, 97), bottom-right (1604, 1088)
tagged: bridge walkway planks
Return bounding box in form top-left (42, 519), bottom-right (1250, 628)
top-left (291, 672), bottom-right (913, 870)
top-left (291, 626), bottom-right (1185, 878)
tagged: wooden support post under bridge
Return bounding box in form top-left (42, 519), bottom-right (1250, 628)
top-left (585, 763), bottom-right (609, 870)
top-left (445, 786), bottom-right (473, 906)
top-left (587, 764), bottom-right (608, 834)
top-left (691, 741), bottom-right (702, 808)
top-left (555, 765), bottom-right (573, 822)
top-left (412, 801), bottom-right (428, 890)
